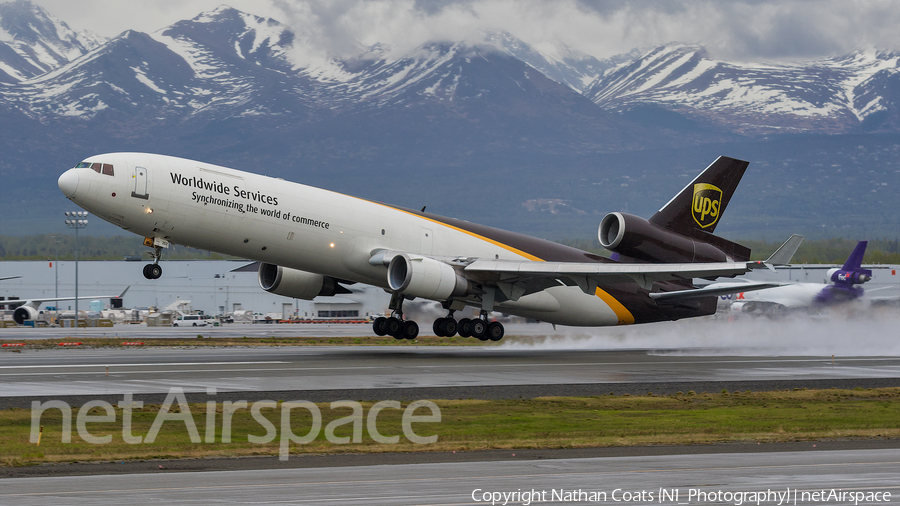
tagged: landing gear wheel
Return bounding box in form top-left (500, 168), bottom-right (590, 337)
top-left (487, 321), bottom-right (505, 341)
top-left (458, 318), bottom-right (472, 338)
top-left (471, 319), bottom-right (487, 341)
top-left (144, 264), bottom-right (162, 279)
top-left (433, 318), bottom-right (446, 337)
top-left (442, 318), bottom-right (457, 337)
top-left (386, 317), bottom-right (403, 339)
top-left (401, 320), bottom-right (419, 340)
top-left (373, 317), bottom-right (388, 336)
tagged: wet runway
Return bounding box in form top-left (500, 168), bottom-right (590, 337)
top-left (3, 448), bottom-right (897, 505)
top-left (2, 345), bottom-right (898, 401)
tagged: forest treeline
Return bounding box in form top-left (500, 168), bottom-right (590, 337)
top-left (1, 234), bottom-right (898, 264)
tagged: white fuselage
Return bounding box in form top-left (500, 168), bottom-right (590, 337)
top-left (59, 153), bottom-right (626, 326)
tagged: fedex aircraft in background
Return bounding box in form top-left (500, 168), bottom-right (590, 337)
top-left (719, 241), bottom-right (877, 314)
top-left (58, 154), bottom-right (799, 341)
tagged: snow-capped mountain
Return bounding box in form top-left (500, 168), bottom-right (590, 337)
top-left (0, 0), bottom-right (105, 82)
top-left (0, 6), bottom-right (320, 121)
top-left (1, 2), bottom-right (897, 136)
top-left (1, 2), bottom-right (897, 241)
top-left (584, 44), bottom-right (900, 134)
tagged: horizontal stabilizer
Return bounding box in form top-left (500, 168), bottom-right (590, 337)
top-left (649, 281), bottom-right (785, 303)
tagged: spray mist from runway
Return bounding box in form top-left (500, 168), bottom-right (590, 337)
top-left (500, 307), bottom-right (900, 356)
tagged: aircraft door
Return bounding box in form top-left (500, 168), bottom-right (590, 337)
top-left (132, 166), bottom-right (149, 199)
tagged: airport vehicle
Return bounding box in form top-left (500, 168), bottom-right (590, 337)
top-left (718, 241), bottom-right (874, 314)
top-left (172, 314), bottom-right (208, 327)
top-left (58, 154), bottom-right (798, 340)
top-left (4, 288), bottom-right (129, 325)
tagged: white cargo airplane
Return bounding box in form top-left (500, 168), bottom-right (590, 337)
top-left (58, 154), bottom-right (799, 341)
top-left (5, 288), bottom-right (130, 324)
top-left (717, 241), bottom-right (877, 314)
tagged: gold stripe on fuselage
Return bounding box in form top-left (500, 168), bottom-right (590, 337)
top-left (370, 201), bottom-right (636, 325)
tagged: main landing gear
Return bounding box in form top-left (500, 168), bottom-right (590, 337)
top-left (373, 292), bottom-right (419, 340)
top-left (436, 310), bottom-right (504, 341)
top-left (373, 304), bottom-right (505, 342)
top-left (142, 244), bottom-right (163, 280)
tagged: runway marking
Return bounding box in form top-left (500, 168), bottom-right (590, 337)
top-left (3, 358), bottom-right (898, 371)
top-left (5, 460), bottom-right (899, 497)
top-left (0, 361), bottom-right (288, 369)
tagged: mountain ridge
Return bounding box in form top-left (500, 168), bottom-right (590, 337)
top-left (0, 1), bottom-right (897, 241)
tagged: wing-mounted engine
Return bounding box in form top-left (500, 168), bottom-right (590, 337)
top-left (599, 212), bottom-right (750, 263)
top-left (387, 254), bottom-right (472, 300)
top-left (13, 305), bottom-right (38, 325)
top-left (258, 263), bottom-right (351, 300)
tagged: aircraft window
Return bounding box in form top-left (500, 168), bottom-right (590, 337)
top-left (75, 162), bottom-right (91, 168)
top-left (90, 163), bottom-right (102, 173)
top-left (102, 164), bottom-right (114, 176)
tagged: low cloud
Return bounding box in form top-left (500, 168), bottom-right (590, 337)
top-left (30, 0), bottom-right (899, 61)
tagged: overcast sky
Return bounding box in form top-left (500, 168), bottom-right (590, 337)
top-left (21, 0), bottom-right (900, 61)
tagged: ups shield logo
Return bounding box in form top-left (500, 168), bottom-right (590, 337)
top-left (692, 183), bottom-right (722, 229)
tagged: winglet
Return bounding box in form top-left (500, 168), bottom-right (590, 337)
top-left (118, 286), bottom-right (130, 298)
top-left (748, 234), bottom-right (803, 271)
top-left (766, 234), bottom-right (804, 266)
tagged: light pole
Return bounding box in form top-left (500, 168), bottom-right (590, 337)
top-left (50, 234), bottom-right (61, 321)
top-left (64, 211), bottom-right (88, 326)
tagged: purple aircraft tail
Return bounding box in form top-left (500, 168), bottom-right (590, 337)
top-left (832, 241), bottom-right (872, 287)
top-left (815, 241), bottom-right (872, 304)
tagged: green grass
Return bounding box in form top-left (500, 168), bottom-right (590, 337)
top-left (2, 388), bottom-right (898, 466)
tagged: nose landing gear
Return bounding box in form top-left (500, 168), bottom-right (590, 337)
top-left (142, 243), bottom-right (164, 280)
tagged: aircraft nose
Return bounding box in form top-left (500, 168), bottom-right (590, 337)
top-left (58, 169), bottom-right (80, 198)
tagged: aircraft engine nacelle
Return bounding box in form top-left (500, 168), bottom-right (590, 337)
top-left (598, 212), bottom-right (730, 263)
top-left (258, 264), bottom-right (341, 300)
top-left (387, 254), bottom-right (470, 300)
top-left (827, 268), bottom-right (871, 285)
top-left (13, 305), bottom-right (38, 325)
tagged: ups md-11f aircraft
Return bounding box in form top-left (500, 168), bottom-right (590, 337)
top-left (58, 154), bottom-right (800, 341)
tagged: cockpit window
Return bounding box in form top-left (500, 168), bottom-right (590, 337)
top-left (74, 161), bottom-right (114, 176)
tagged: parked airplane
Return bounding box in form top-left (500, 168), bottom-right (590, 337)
top-left (716, 241), bottom-right (873, 314)
top-left (58, 154), bottom-right (799, 340)
top-left (6, 288), bottom-right (130, 324)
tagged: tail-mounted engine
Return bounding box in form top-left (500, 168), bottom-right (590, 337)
top-left (826, 267), bottom-right (872, 286)
top-left (599, 212), bottom-right (750, 263)
top-left (258, 263), bottom-right (349, 300)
